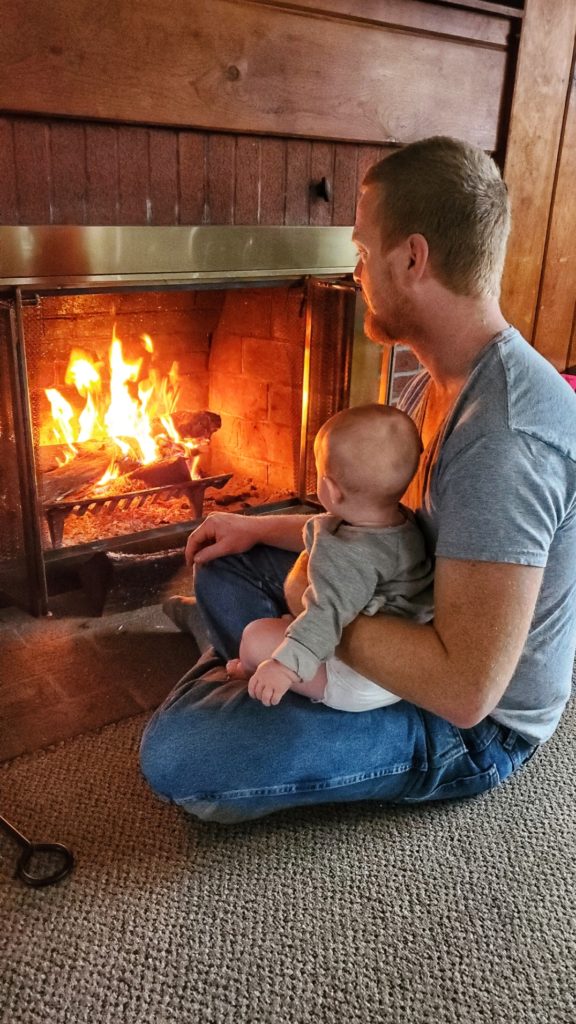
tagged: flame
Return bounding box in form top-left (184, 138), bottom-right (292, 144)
top-left (42, 326), bottom-right (198, 479)
top-left (44, 389), bottom-right (77, 455)
top-left (96, 460), bottom-right (120, 488)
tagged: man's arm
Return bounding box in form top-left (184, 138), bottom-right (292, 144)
top-left (336, 557), bottom-right (544, 728)
top-left (185, 511), bottom-right (310, 566)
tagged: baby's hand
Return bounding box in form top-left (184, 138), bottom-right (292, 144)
top-left (248, 659), bottom-right (300, 707)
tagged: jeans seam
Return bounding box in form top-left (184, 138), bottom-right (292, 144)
top-left (176, 762), bottom-right (420, 803)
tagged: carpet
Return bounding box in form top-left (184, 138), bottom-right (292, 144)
top-left (1, 697), bottom-right (575, 1024)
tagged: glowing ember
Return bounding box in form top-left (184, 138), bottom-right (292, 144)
top-left (42, 328), bottom-right (201, 480)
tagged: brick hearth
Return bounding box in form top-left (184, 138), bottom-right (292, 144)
top-left (0, 557), bottom-right (201, 762)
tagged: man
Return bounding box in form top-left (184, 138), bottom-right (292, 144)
top-left (140, 136), bottom-right (576, 823)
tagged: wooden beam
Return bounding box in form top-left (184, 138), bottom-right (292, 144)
top-left (501, 0), bottom-right (576, 340)
top-left (247, 0), bottom-right (515, 44)
top-left (0, 0), bottom-right (508, 148)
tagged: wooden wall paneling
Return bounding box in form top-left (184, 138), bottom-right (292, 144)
top-left (0, 0), bottom-right (508, 149)
top-left (285, 139), bottom-right (312, 225)
top-left (235, 136), bottom-right (261, 223)
top-left (501, 0), bottom-right (576, 340)
top-left (356, 145), bottom-right (392, 188)
top-left (117, 127), bottom-right (150, 225)
top-left (50, 122), bottom-right (86, 224)
top-left (309, 142), bottom-right (335, 226)
top-left (12, 120), bottom-right (51, 224)
top-left (86, 124), bottom-right (119, 225)
top-left (178, 132), bottom-right (207, 224)
top-left (332, 144), bottom-right (359, 226)
top-left (148, 129), bottom-right (179, 225)
top-left (0, 119), bottom-right (18, 223)
top-left (206, 134), bottom-right (236, 223)
top-left (0, 118), bottom-right (400, 227)
top-left (532, 55), bottom-right (576, 369)
top-left (259, 138), bottom-right (287, 224)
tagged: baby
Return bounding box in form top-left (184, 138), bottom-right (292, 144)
top-left (226, 403), bottom-right (434, 710)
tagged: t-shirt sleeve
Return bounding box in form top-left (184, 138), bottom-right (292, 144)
top-left (434, 431), bottom-right (567, 566)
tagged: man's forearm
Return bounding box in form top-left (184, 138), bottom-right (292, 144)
top-left (337, 558), bottom-right (543, 729)
top-left (253, 514), bottom-right (310, 552)
top-left (337, 614), bottom-right (459, 723)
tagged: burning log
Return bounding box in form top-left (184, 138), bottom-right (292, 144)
top-left (168, 410), bottom-right (221, 440)
top-left (129, 456), bottom-right (194, 489)
top-left (38, 440), bottom-right (139, 503)
top-left (38, 410), bottom-right (221, 504)
top-left (37, 439), bottom-right (136, 475)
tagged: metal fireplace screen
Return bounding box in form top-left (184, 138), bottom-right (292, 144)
top-left (0, 301), bottom-right (31, 607)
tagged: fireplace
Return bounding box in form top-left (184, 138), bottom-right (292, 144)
top-left (0, 225), bottom-right (389, 616)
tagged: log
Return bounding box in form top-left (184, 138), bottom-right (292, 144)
top-left (38, 410), bottom-right (220, 503)
top-left (37, 439), bottom-right (137, 475)
top-left (39, 440), bottom-right (138, 503)
top-left (168, 410), bottom-right (221, 440)
top-left (129, 456), bottom-right (193, 489)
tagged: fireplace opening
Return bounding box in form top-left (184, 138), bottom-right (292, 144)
top-left (1, 263), bottom-right (386, 615)
top-left (33, 284), bottom-right (309, 549)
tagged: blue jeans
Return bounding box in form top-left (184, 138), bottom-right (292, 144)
top-left (140, 545), bottom-right (537, 822)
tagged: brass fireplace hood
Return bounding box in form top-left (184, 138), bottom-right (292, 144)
top-left (0, 225), bottom-right (358, 291)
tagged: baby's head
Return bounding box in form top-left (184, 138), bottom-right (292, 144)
top-left (314, 404), bottom-right (422, 520)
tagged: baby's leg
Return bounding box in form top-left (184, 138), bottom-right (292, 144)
top-left (226, 617), bottom-right (291, 679)
top-left (287, 665), bottom-right (328, 702)
top-left (227, 617), bottom-right (328, 702)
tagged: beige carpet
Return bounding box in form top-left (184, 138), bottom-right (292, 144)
top-left (1, 694), bottom-right (575, 1024)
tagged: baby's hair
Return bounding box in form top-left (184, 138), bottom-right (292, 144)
top-left (317, 404), bottom-right (422, 503)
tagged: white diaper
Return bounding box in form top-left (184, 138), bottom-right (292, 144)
top-left (320, 656), bottom-right (400, 712)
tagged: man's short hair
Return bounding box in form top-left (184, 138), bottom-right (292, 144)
top-left (362, 136), bottom-right (511, 298)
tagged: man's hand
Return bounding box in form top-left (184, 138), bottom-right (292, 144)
top-left (248, 659), bottom-right (301, 707)
top-left (185, 512), bottom-right (310, 567)
top-left (185, 512), bottom-right (262, 566)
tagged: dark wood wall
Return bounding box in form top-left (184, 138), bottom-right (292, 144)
top-left (0, 0), bottom-right (574, 365)
top-left (0, 118), bottom-right (388, 227)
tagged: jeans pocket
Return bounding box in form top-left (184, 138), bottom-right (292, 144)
top-left (401, 764), bottom-right (500, 804)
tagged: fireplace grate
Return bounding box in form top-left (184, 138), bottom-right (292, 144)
top-left (43, 473), bottom-right (232, 548)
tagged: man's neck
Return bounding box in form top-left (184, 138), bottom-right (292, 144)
top-left (409, 293), bottom-right (509, 393)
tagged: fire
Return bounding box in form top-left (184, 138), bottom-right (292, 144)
top-left (42, 328), bottom-right (198, 479)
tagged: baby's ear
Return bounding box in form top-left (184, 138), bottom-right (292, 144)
top-left (323, 475), bottom-right (344, 508)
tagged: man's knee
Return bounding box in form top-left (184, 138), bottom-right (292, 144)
top-left (139, 714), bottom-right (176, 801)
top-left (139, 710), bottom-right (264, 824)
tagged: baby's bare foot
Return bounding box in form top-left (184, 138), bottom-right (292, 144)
top-left (226, 658), bottom-right (250, 680)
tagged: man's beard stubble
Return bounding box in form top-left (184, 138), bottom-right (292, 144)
top-left (363, 277), bottom-right (419, 347)
top-left (364, 308), bottom-right (405, 347)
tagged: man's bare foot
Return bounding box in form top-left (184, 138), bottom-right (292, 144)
top-left (226, 658), bottom-right (250, 680)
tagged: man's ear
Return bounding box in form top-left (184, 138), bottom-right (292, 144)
top-left (323, 475), bottom-right (344, 507)
top-left (406, 233), bottom-right (429, 280)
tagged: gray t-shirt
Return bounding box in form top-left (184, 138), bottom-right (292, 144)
top-left (273, 511), bottom-right (434, 681)
top-left (398, 327), bottom-right (576, 745)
